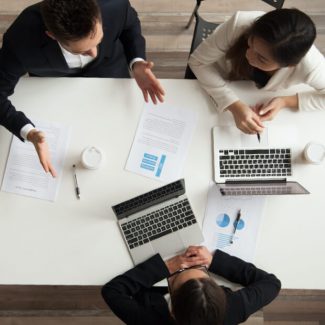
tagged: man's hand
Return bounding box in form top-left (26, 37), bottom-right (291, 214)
top-left (258, 95), bottom-right (298, 122)
top-left (227, 100), bottom-right (264, 134)
top-left (132, 61), bottom-right (165, 104)
top-left (184, 246), bottom-right (213, 268)
top-left (27, 129), bottom-right (57, 177)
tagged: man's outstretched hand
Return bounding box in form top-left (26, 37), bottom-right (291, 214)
top-left (27, 129), bottom-right (57, 177)
top-left (133, 60), bottom-right (165, 104)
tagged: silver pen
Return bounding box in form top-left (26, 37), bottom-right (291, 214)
top-left (72, 164), bottom-right (80, 199)
top-left (230, 209), bottom-right (241, 244)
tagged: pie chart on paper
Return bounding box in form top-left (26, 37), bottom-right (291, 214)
top-left (234, 218), bottom-right (245, 230)
top-left (216, 213), bottom-right (230, 228)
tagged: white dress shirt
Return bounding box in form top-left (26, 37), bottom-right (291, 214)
top-left (58, 42), bottom-right (95, 68)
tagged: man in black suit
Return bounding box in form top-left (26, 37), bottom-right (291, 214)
top-left (102, 246), bottom-right (281, 325)
top-left (0, 0), bottom-right (164, 176)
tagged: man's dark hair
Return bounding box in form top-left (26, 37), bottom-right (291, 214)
top-left (41, 0), bottom-right (101, 43)
top-left (171, 278), bottom-right (226, 325)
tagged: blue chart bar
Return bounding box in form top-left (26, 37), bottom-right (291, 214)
top-left (216, 233), bottom-right (232, 248)
top-left (144, 153), bottom-right (158, 161)
top-left (155, 155), bottom-right (166, 177)
top-left (141, 153), bottom-right (158, 171)
top-left (142, 159), bottom-right (156, 166)
top-left (140, 163), bottom-right (155, 171)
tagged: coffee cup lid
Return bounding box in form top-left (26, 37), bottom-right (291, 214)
top-left (304, 142), bottom-right (325, 164)
top-left (81, 146), bottom-right (103, 169)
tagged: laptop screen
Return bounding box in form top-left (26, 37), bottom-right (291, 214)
top-left (217, 181), bottom-right (310, 196)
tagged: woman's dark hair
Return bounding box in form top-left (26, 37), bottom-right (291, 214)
top-left (171, 278), bottom-right (226, 325)
top-left (41, 0), bottom-right (101, 43)
top-left (226, 8), bottom-right (316, 80)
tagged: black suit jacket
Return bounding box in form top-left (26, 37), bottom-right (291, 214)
top-left (102, 250), bottom-right (281, 325)
top-left (0, 0), bottom-right (145, 140)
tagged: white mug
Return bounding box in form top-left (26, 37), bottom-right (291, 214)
top-left (303, 142), bottom-right (325, 164)
top-left (81, 146), bottom-right (103, 169)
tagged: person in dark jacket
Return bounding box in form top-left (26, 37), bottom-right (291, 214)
top-left (0, 0), bottom-right (164, 176)
top-left (102, 245), bottom-right (281, 325)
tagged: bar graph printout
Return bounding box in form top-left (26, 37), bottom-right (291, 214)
top-left (203, 183), bottom-right (266, 262)
top-left (1, 120), bottom-right (70, 202)
top-left (125, 103), bottom-right (198, 182)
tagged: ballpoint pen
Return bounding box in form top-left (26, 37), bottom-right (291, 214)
top-left (257, 132), bottom-right (261, 143)
top-left (72, 164), bottom-right (80, 199)
top-left (230, 209), bottom-right (241, 244)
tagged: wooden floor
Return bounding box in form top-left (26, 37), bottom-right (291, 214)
top-left (1, 0), bottom-right (325, 78)
top-left (1, 1), bottom-right (325, 324)
top-left (0, 286), bottom-right (325, 324)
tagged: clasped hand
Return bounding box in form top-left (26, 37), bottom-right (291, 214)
top-left (165, 246), bottom-right (213, 274)
top-left (228, 96), bottom-right (287, 134)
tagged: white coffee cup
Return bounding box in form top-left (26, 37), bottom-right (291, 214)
top-left (81, 146), bottom-right (103, 169)
top-left (303, 142), bottom-right (325, 164)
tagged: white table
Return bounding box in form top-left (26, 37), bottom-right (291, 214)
top-left (0, 77), bottom-right (324, 288)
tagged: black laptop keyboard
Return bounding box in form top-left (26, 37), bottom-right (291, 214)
top-left (121, 199), bottom-right (197, 249)
top-left (113, 179), bottom-right (185, 219)
top-left (219, 148), bottom-right (292, 178)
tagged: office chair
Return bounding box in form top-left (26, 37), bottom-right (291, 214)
top-left (184, 0), bottom-right (285, 79)
top-left (184, 0), bottom-right (218, 79)
top-left (261, 0), bottom-right (284, 9)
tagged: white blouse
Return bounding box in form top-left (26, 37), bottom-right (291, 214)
top-left (188, 11), bottom-right (325, 113)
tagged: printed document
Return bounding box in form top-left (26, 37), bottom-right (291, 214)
top-left (125, 103), bottom-right (198, 182)
top-left (203, 183), bottom-right (266, 262)
top-left (1, 120), bottom-right (70, 201)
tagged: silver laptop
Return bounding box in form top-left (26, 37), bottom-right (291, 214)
top-left (212, 127), bottom-right (309, 196)
top-left (112, 179), bottom-right (204, 264)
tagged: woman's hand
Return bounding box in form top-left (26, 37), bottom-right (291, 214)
top-left (165, 254), bottom-right (191, 274)
top-left (165, 246), bottom-right (213, 273)
top-left (183, 246), bottom-right (213, 268)
top-left (227, 100), bottom-right (264, 134)
top-left (258, 95), bottom-right (298, 121)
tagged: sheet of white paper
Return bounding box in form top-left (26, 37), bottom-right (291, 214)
top-left (203, 183), bottom-right (266, 262)
top-left (1, 120), bottom-right (70, 201)
top-left (125, 103), bottom-right (198, 182)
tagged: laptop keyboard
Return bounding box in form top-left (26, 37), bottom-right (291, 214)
top-left (121, 198), bottom-right (197, 249)
top-left (113, 179), bottom-right (185, 219)
top-left (218, 148), bottom-right (292, 178)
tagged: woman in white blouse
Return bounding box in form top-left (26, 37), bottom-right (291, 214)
top-left (189, 9), bottom-right (325, 134)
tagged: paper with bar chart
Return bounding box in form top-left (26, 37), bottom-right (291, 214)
top-left (125, 103), bottom-right (197, 182)
top-left (203, 183), bottom-right (266, 262)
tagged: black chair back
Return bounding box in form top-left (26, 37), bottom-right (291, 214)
top-left (261, 0), bottom-right (284, 9)
top-left (184, 15), bottom-right (218, 79)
